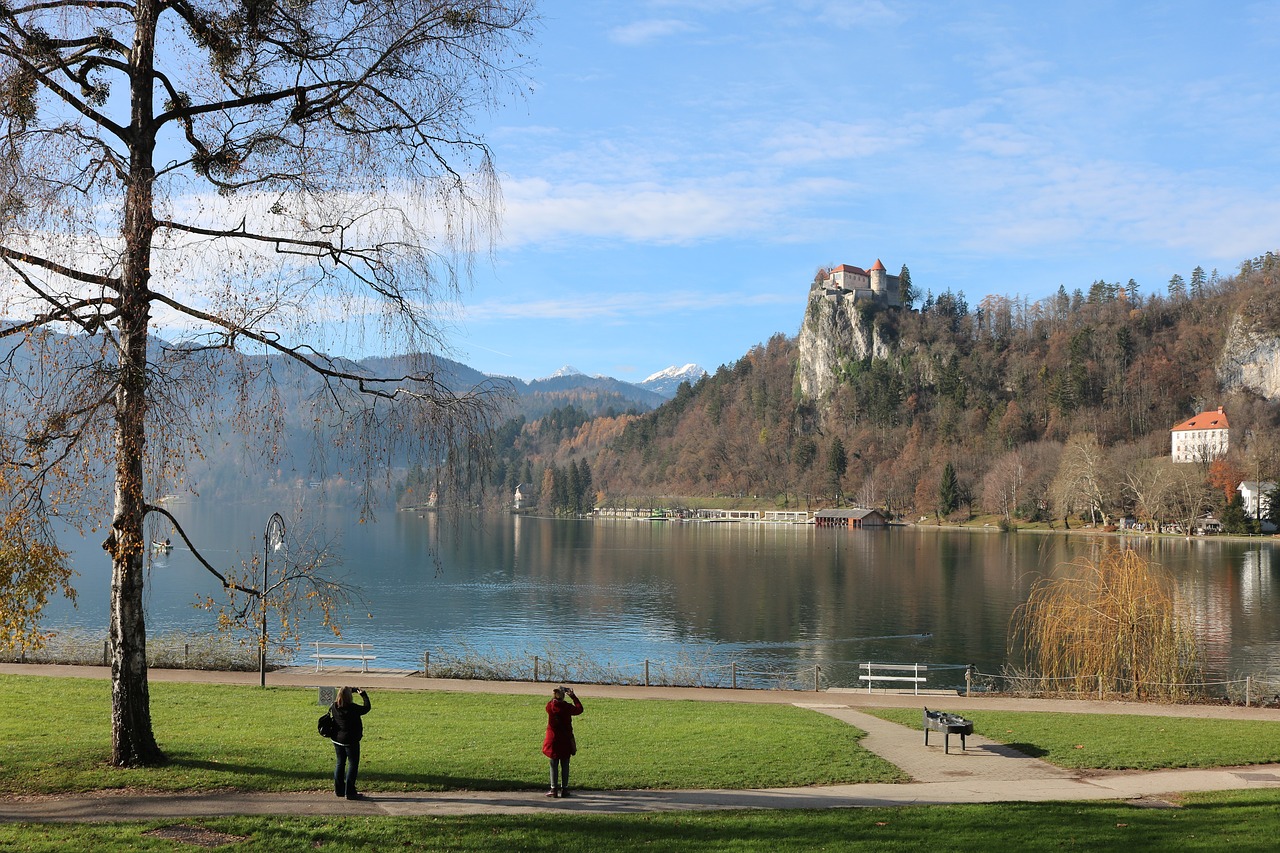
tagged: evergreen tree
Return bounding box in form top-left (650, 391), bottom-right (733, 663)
top-left (568, 461), bottom-right (583, 515)
top-left (1126, 278), bottom-right (1140, 303)
top-left (939, 462), bottom-right (959, 516)
top-left (1055, 285), bottom-right (1071, 320)
top-left (1190, 266), bottom-right (1206, 299)
top-left (1220, 492), bottom-right (1254, 534)
top-left (1168, 274), bottom-right (1187, 299)
top-left (579, 460), bottom-right (595, 514)
top-left (899, 264), bottom-right (915, 308)
top-left (793, 436), bottom-right (818, 470)
top-left (828, 437), bottom-right (848, 502)
top-left (1266, 485), bottom-right (1280, 530)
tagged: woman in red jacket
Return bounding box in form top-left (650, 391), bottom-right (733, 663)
top-left (541, 685), bottom-right (583, 797)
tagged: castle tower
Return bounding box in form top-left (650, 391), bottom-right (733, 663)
top-left (869, 258), bottom-right (887, 295)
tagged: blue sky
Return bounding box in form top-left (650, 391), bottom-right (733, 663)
top-left (451, 1), bottom-right (1280, 382)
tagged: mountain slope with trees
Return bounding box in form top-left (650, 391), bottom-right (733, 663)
top-left (500, 254), bottom-right (1280, 528)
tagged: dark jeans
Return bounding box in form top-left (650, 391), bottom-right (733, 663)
top-left (549, 756), bottom-right (570, 790)
top-left (334, 741), bottom-right (361, 797)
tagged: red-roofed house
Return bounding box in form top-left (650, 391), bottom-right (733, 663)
top-left (1170, 407), bottom-right (1230, 463)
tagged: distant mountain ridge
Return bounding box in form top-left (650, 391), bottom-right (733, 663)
top-left (640, 363), bottom-right (708, 397)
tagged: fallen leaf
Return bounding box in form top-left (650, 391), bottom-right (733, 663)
top-left (1074, 744), bottom-right (1085, 749)
top-left (1116, 823), bottom-right (1128, 828)
top-left (875, 822), bottom-right (888, 827)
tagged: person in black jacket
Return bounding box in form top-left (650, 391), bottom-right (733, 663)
top-left (329, 686), bottom-right (371, 800)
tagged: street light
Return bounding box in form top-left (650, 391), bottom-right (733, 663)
top-left (261, 512), bottom-right (286, 688)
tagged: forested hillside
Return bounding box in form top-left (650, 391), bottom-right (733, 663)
top-left (493, 254), bottom-right (1280, 527)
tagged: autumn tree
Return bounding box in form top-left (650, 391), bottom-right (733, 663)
top-left (1207, 457), bottom-right (1247, 505)
top-left (0, 1), bottom-right (534, 765)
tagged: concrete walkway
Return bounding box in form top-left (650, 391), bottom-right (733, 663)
top-left (3, 663), bottom-right (1279, 823)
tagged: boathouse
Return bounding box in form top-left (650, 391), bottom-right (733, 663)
top-left (814, 508), bottom-right (887, 528)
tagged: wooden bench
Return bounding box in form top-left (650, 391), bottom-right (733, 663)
top-left (923, 707), bottom-right (973, 754)
top-left (311, 641), bottom-right (377, 673)
top-left (858, 662), bottom-right (927, 694)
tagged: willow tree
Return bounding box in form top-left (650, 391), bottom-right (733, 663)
top-left (0, 0), bottom-right (534, 765)
top-left (1009, 548), bottom-right (1202, 701)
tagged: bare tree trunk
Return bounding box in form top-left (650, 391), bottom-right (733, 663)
top-left (107, 0), bottom-right (162, 766)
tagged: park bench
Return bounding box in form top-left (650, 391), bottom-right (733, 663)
top-left (858, 662), bottom-right (927, 694)
top-left (923, 707), bottom-right (973, 754)
top-left (311, 641), bottom-right (377, 673)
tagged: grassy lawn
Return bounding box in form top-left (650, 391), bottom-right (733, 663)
top-left (1, 790), bottom-right (1278, 851)
top-left (864, 707), bottom-right (1280, 770)
top-left (1, 674), bottom-right (904, 795)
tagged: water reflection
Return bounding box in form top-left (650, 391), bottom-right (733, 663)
top-left (39, 508), bottom-right (1280, 685)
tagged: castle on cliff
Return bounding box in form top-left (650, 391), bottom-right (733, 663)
top-left (817, 259), bottom-right (902, 307)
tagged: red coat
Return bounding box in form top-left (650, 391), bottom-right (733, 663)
top-left (541, 695), bottom-right (583, 759)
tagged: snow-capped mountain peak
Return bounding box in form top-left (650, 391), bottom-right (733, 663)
top-left (643, 363), bottom-right (703, 384)
top-left (546, 365), bottom-right (585, 379)
top-left (640, 364), bottom-right (707, 397)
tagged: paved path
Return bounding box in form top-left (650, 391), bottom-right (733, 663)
top-left (3, 664), bottom-right (1279, 823)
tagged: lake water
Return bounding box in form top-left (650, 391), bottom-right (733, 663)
top-left (40, 504), bottom-right (1280, 689)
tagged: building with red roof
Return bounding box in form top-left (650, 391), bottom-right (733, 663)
top-left (820, 259), bottom-right (902, 307)
top-left (1170, 407), bottom-right (1230, 463)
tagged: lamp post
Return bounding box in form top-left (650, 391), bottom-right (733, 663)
top-left (261, 512), bottom-right (286, 688)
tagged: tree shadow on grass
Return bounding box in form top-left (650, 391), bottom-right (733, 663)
top-left (163, 757), bottom-right (540, 792)
top-left (1000, 742), bottom-right (1050, 759)
top-left (162, 757), bottom-right (322, 783)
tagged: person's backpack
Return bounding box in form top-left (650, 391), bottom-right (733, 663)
top-left (318, 711), bottom-right (337, 739)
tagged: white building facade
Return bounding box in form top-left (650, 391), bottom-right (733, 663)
top-left (1238, 480), bottom-right (1277, 520)
top-left (1170, 407), bottom-right (1230, 463)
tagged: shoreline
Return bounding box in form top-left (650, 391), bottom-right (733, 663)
top-left (4, 661), bottom-right (1279, 719)
top-left (3, 662), bottom-right (1277, 716)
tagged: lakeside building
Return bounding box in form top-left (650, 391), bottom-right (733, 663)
top-left (1170, 407), bottom-right (1230, 463)
top-left (696, 509), bottom-right (761, 521)
top-left (814, 508), bottom-right (888, 528)
top-left (1238, 480), bottom-right (1277, 530)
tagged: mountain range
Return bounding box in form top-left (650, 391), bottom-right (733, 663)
top-left (483, 363), bottom-right (707, 422)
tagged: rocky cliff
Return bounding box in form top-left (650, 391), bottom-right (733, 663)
top-left (794, 285), bottom-right (895, 399)
top-left (1218, 314), bottom-right (1280, 400)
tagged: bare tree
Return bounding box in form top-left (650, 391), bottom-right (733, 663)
top-left (1123, 456), bottom-right (1179, 530)
top-left (0, 1), bottom-right (534, 765)
top-left (979, 449), bottom-right (1024, 524)
top-left (1168, 463), bottom-right (1212, 535)
top-left (1049, 433), bottom-right (1113, 526)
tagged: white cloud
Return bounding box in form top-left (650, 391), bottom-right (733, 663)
top-left (608, 18), bottom-right (698, 45)
top-left (799, 0), bottom-right (903, 29)
top-left (498, 177), bottom-right (792, 246)
top-left (762, 120), bottom-right (913, 164)
top-left (464, 288), bottom-right (794, 323)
